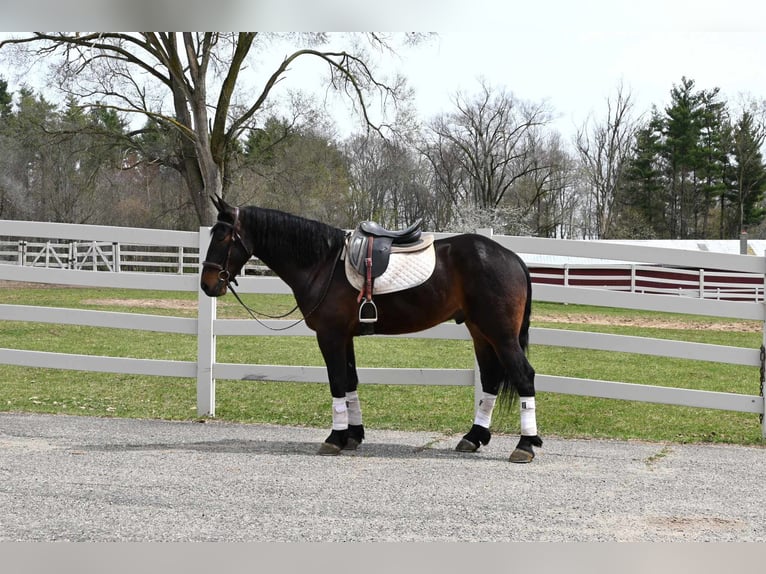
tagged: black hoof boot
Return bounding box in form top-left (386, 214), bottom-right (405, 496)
top-left (318, 429), bottom-right (348, 456)
top-left (344, 424), bottom-right (365, 450)
top-left (509, 435), bottom-right (543, 463)
top-left (456, 424), bottom-right (492, 452)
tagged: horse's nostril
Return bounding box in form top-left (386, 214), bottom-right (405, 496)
top-left (201, 279), bottom-right (226, 297)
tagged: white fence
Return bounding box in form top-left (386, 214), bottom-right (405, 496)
top-left (529, 263), bottom-right (765, 301)
top-left (1, 219), bottom-right (765, 438)
top-left (0, 237), bottom-right (263, 275)
top-left (6, 236), bottom-right (766, 300)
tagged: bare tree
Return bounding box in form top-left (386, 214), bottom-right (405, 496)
top-left (510, 131), bottom-right (578, 237)
top-left (420, 79), bottom-right (552, 229)
top-left (0, 32), bottom-right (413, 225)
top-left (575, 81), bottom-right (639, 238)
top-left (343, 132), bottom-right (435, 228)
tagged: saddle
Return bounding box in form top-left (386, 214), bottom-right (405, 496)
top-left (347, 218), bottom-right (428, 324)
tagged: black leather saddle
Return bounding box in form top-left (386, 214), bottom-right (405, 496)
top-left (358, 219), bottom-right (423, 243)
top-left (348, 218), bottom-right (423, 279)
top-left (347, 218), bottom-right (424, 325)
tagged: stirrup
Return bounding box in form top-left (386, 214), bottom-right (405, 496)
top-left (359, 299), bottom-right (378, 323)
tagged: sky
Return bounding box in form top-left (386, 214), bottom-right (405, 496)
top-left (250, 0), bottom-right (766, 141)
top-left (381, 0), bottom-right (766, 139)
top-left (3, 0), bottom-right (766, 142)
top-left (408, 2), bottom-right (766, 134)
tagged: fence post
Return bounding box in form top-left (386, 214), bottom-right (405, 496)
top-left (89, 241), bottom-right (97, 270)
top-left (762, 316), bottom-right (766, 440)
top-left (112, 242), bottom-right (120, 272)
top-left (197, 227), bottom-right (216, 417)
top-left (762, 256), bottom-right (766, 439)
top-left (630, 264), bottom-right (636, 293)
top-left (17, 240), bottom-right (26, 265)
top-left (474, 228), bottom-right (494, 413)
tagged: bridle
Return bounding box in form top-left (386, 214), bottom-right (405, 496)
top-left (202, 206), bottom-right (344, 331)
top-left (202, 207), bottom-right (246, 288)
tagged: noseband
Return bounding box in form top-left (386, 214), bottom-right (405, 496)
top-left (203, 207), bottom-right (246, 287)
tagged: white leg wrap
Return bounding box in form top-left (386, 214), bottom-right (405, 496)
top-left (332, 396), bottom-right (348, 430)
top-left (474, 392), bottom-right (497, 428)
top-left (519, 396), bottom-right (537, 436)
top-left (346, 391), bottom-right (363, 426)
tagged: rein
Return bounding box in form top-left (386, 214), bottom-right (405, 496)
top-left (226, 245), bottom-right (343, 331)
top-left (203, 210), bottom-right (345, 331)
top-left (226, 282), bottom-right (305, 331)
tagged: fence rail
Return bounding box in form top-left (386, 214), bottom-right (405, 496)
top-left (1, 219), bottom-right (764, 438)
top-left (530, 263), bottom-right (764, 301)
top-left (5, 235), bottom-right (765, 300)
top-left (1, 238), bottom-right (262, 275)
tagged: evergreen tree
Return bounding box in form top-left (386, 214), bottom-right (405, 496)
top-left (236, 121), bottom-right (351, 226)
top-left (619, 77), bottom-right (740, 240)
top-left (0, 77), bottom-right (15, 218)
top-left (662, 77), bottom-right (706, 238)
top-left (727, 110), bottom-right (766, 236)
top-left (619, 111), bottom-right (665, 236)
top-left (695, 87), bottom-right (730, 237)
top-left (0, 77), bottom-right (11, 118)
top-left (5, 87), bottom-right (58, 219)
top-left (243, 116), bottom-right (293, 166)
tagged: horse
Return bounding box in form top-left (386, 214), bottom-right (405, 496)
top-left (200, 196), bottom-right (542, 463)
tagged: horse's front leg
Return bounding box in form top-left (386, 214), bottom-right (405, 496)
top-left (344, 339), bottom-right (365, 450)
top-left (316, 332), bottom-right (353, 455)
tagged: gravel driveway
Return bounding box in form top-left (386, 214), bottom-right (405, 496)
top-left (1, 412), bottom-right (764, 542)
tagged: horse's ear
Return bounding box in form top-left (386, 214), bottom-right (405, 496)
top-left (210, 194), bottom-right (229, 213)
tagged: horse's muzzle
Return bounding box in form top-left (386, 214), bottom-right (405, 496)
top-left (200, 269), bottom-right (228, 297)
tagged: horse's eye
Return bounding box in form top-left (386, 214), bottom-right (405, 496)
top-left (212, 226), bottom-right (228, 242)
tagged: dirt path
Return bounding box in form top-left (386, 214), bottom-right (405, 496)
top-left (2, 280), bottom-right (761, 332)
top-left (532, 312), bottom-right (762, 333)
top-left (81, 298), bottom-right (199, 310)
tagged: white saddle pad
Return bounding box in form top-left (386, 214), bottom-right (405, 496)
top-left (344, 234), bottom-right (436, 295)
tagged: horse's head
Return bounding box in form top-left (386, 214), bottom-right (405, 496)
top-left (200, 195), bottom-right (252, 297)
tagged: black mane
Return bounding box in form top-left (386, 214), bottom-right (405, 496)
top-left (240, 206), bottom-right (346, 266)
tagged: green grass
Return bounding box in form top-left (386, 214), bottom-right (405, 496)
top-left (1, 286), bottom-right (764, 445)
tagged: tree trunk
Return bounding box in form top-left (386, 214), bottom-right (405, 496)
top-left (168, 68), bottom-right (220, 226)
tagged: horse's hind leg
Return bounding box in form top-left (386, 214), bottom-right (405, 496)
top-left (456, 338), bottom-right (502, 453)
top-left (497, 341), bottom-right (542, 464)
top-left (464, 323), bottom-right (542, 463)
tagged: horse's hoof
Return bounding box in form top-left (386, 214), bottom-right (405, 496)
top-left (317, 442), bottom-right (342, 456)
top-left (455, 438), bottom-right (480, 452)
top-left (345, 424), bottom-right (364, 450)
top-left (344, 437), bottom-right (361, 451)
top-left (457, 424), bottom-right (491, 453)
top-left (509, 448), bottom-right (535, 463)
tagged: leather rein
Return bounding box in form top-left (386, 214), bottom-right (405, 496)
top-left (202, 208), bottom-right (342, 331)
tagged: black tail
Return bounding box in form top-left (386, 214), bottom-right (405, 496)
top-left (498, 261), bottom-right (533, 410)
top-left (519, 264), bottom-right (532, 354)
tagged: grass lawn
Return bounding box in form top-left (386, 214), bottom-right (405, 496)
top-left (1, 286), bottom-right (764, 445)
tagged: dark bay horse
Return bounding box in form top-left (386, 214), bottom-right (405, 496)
top-left (200, 196), bottom-right (542, 463)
